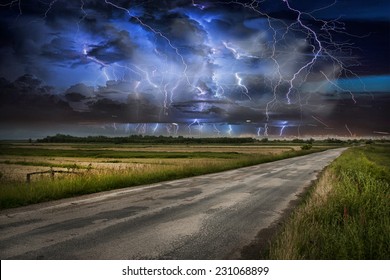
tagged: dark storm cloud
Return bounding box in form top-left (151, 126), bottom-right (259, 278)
top-left (163, 14), bottom-right (208, 47)
top-left (86, 29), bottom-right (136, 64)
top-left (0, 76), bottom-right (162, 124)
top-left (41, 37), bottom-right (82, 66)
top-left (0, 75), bottom-right (78, 124)
top-left (171, 100), bottom-right (231, 121)
top-left (0, 0), bottom-right (389, 137)
top-left (0, 74), bottom-right (291, 125)
top-left (0, 1), bottom-right (140, 77)
top-left (65, 83), bottom-right (94, 98)
top-left (66, 80), bottom-right (163, 122)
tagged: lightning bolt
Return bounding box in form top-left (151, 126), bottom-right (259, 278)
top-left (43, 0), bottom-right (58, 20)
top-left (172, 123), bottom-right (179, 135)
top-left (212, 72), bottom-right (224, 98)
top-left (213, 124), bottom-right (221, 136)
top-left (283, 0), bottom-right (324, 105)
top-left (320, 71), bottom-right (357, 103)
top-left (235, 72), bottom-right (251, 100)
top-left (264, 123), bottom-right (269, 137)
top-left (223, 41), bottom-right (241, 59)
top-left (1, 0), bottom-right (22, 16)
top-left (188, 119), bottom-right (200, 135)
top-left (257, 127), bottom-right (262, 137)
top-left (136, 123), bottom-right (147, 135)
top-left (312, 115), bottom-right (330, 128)
top-left (104, 0), bottom-right (191, 86)
top-left (227, 124), bottom-right (233, 136)
top-left (196, 86), bottom-right (207, 96)
top-left (221, 0), bottom-right (361, 126)
top-left (345, 124), bottom-right (353, 137)
top-left (279, 125), bottom-right (286, 137)
top-left (163, 83), bottom-right (169, 115)
top-left (152, 123), bottom-right (159, 134)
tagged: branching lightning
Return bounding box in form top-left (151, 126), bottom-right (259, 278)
top-left (0, 0), bottom-right (371, 138)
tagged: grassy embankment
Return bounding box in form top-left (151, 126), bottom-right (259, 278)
top-left (0, 144), bottom-right (325, 209)
top-left (269, 144), bottom-right (390, 259)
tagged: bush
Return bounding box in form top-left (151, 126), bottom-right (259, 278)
top-left (301, 144), bottom-right (312, 150)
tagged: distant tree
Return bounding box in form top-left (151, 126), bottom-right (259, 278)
top-left (292, 138), bottom-right (304, 143)
top-left (307, 138), bottom-right (315, 144)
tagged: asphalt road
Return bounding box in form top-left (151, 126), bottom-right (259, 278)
top-left (0, 148), bottom-right (346, 260)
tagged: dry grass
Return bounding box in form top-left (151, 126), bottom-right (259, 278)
top-left (0, 144), bottom-right (292, 182)
top-left (0, 157), bottom-right (229, 182)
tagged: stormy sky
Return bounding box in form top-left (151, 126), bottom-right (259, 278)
top-left (0, 0), bottom-right (389, 139)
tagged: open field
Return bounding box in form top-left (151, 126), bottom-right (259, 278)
top-left (0, 142), bottom-right (326, 209)
top-left (0, 144), bottom-right (298, 182)
top-left (269, 144), bottom-right (390, 259)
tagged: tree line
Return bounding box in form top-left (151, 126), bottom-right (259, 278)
top-left (37, 134), bottom-right (258, 144)
top-left (36, 134), bottom-right (379, 145)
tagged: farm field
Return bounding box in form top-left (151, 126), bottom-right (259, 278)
top-left (0, 142), bottom-right (323, 209)
top-left (0, 144), bottom-right (299, 181)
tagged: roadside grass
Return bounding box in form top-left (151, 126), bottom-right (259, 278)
top-left (269, 144), bottom-right (390, 259)
top-left (0, 148), bottom-right (323, 209)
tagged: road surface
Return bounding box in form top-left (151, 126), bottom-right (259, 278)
top-left (0, 148), bottom-right (346, 259)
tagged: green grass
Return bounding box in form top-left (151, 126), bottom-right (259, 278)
top-left (0, 160), bottom-right (86, 169)
top-left (0, 148), bottom-right (323, 209)
top-left (0, 147), bottom-right (242, 159)
top-left (269, 144), bottom-right (390, 259)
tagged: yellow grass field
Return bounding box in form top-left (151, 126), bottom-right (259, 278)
top-left (0, 142), bottom-right (323, 209)
top-left (0, 144), bottom-right (297, 182)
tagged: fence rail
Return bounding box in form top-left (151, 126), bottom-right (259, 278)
top-left (26, 169), bottom-right (80, 184)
